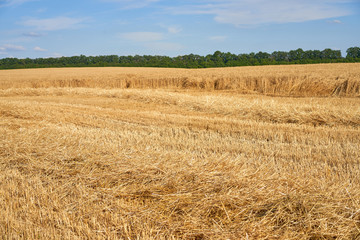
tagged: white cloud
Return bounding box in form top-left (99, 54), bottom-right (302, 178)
top-left (0, 0), bottom-right (34, 7)
top-left (158, 24), bottom-right (182, 34)
top-left (101, 0), bottom-right (160, 9)
top-left (169, 0), bottom-right (353, 26)
top-left (0, 44), bottom-right (25, 51)
top-left (209, 35), bottom-right (227, 41)
top-left (120, 32), bottom-right (164, 42)
top-left (22, 17), bottom-right (86, 31)
top-left (328, 19), bottom-right (343, 24)
top-left (22, 32), bottom-right (42, 37)
top-left (34, 46), bottom-right (47, 52)
top-left (167, 26), bottom-right (182, 34)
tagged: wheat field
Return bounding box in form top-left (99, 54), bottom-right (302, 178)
top-left (1, 63), bottom-right (360, 97)
top-left (1, 63), bottom-right (360, 239)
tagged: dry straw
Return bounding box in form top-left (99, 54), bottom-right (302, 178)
top-left (1, 64), bottom-right (360, 239)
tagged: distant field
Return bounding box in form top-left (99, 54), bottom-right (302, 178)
top-left (1, 64), bottom-right (360, 239)
top-left (1, 63), bottom-right (360, 97)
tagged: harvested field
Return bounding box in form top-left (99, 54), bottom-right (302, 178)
top-left (1, 64), bottom-right (360, 239)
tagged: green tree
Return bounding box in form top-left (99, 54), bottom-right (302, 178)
top-left (322, 49), bottom-right (342, 59)
top-left (211, 51), bottom-right (225, 67)
top-left (289, 48), bottom-right (304, 61)
top-left (271, 51), bottom-right (289, 62)
top-left (346, 47), bottom-right (360, 58)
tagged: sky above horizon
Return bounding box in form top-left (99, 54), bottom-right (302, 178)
top-left (0, 0), bottom-right (359, 58)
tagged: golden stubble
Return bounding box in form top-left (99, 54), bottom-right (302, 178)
top-left (1, 64), bottom-right (360, 239)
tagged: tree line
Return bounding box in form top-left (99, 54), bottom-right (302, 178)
top-left (0, 47), bottom-right (359, 69)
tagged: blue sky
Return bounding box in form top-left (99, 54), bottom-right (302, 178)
top-left (0, 0), bottom-right (359, 58)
